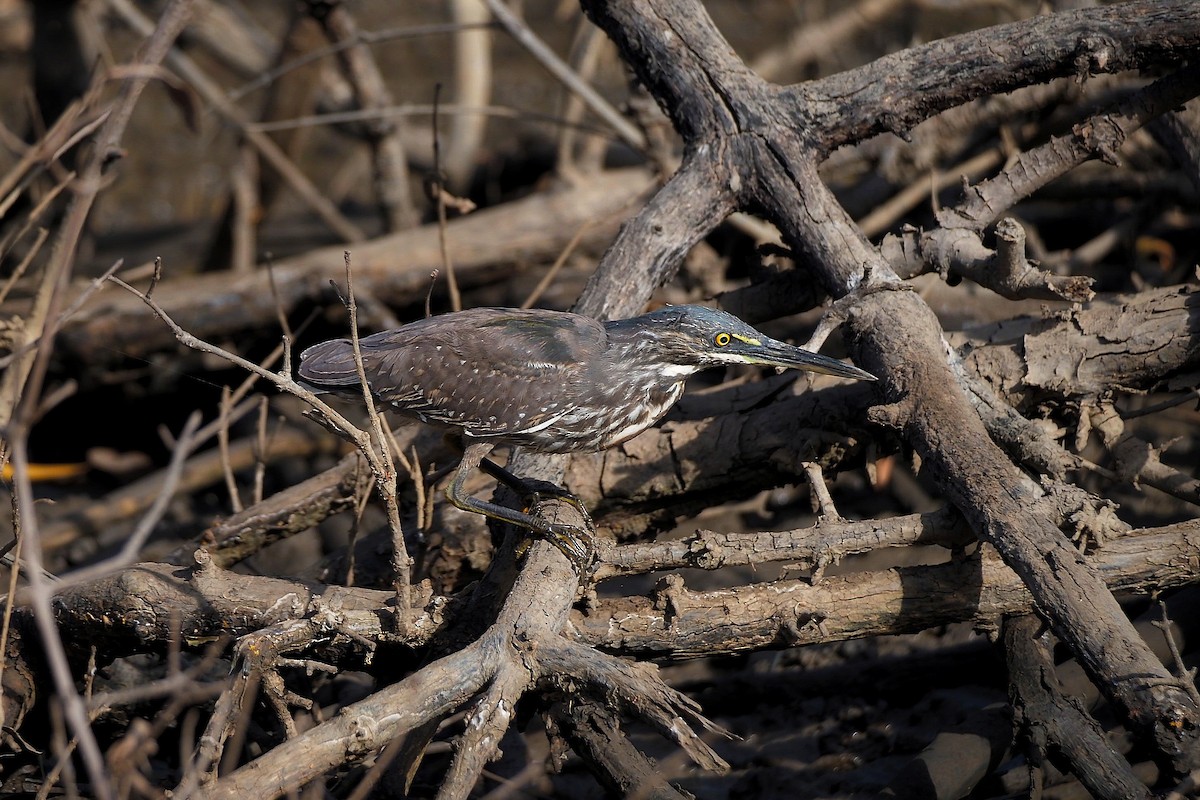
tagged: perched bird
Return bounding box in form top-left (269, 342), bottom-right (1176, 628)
top-left (298, 305), bottom-right (875, 566)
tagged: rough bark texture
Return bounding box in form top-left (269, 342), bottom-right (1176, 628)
top-left (4, 2), bottom-right (1200, 798)
top-left (578, 0), bottom-right (1200, 774)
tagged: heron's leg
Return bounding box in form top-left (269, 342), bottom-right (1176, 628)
top-left (441, 435), bottom-right (559, 500)
top-left (446, 442), bottom-right (594, 570)
top-left (451, 437), bottom-right (591, 522)
top-left (478, 456), bottom-right (593, 525)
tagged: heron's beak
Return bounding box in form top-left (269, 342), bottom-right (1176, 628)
top-left (745, 339), bottom-right (877, 381)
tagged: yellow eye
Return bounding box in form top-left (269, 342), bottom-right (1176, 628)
top-left (714, 332), bottom-right (731, 347)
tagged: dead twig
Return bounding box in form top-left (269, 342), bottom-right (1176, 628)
top-left (445, 0), bottom-right (492, 189)
top-left (310, 0), bottom-right (418, 231)
top-left (5, 4), bottom-right (200, 796)
top-left (107, 269), bottom-right (413, 617)
top-left (107, 0), bottom-right (366, 242)
top-left (430, 85), bottom-right (463, 312)
top-left (337, 250), bottom-right (413, 616)
top-left (39, 412), bottom-right (203, 592)
top-left (482, 0), bottom-right (645, 151)
top-left (218, 386), bottom-right (243, 513)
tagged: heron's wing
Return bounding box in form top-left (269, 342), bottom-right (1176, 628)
top-left (299, 308), bottom-right (607, 437)
top-left (376, 309), bottom-right (606, 436)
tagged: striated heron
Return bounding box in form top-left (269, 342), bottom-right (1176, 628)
top-left (298, 305), bottom-right (876, 566)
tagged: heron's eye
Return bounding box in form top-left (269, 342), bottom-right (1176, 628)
top-left (714, 332), bottom-right (731, 347)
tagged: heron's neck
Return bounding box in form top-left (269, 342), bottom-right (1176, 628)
top-left (604, 328), bottom-right (703, 384)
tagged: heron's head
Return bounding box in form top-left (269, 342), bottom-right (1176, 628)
top-left (618, 305), bottom-right (876, 381)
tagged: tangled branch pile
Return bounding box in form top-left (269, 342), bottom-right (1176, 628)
top-left (1, 1), bottom-right (1198, 798)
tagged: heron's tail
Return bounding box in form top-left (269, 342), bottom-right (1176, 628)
top-left (297, 339), bottom-right (361, 390)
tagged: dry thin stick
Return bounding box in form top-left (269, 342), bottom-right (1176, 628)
top-left (431, 85), bottom-right (462, 311)
top-left (857, 146), bottom-right (1002, 238)
top-left (0, 85), bottom-right (99, 208)
top-left (253, 397), bottom-right (270, 506)
top-left (1088, 206), bottom-right (1164, 275)
top-left (106, 275), bottom-right (358, 438)
top-left (944, 62), bottom-right (1200, 234)
top-left (342, 478), bottom-right (375, 587)
top-left (0, 227), bottom-right (51, 307)
top-left (388, 428), bottom-right (428, 541)
top-left (0, 502), bottom-right (24, 723)
top-left (106, 272), bottom-right (415, 611)
top-left (800, 282), bottom-right (883, 356)
top-left (521, 217), bottom-right (591, 309)
top-left (401, 443), bottom-right (435, 531)
top-left (521, 187), bottom-right (648, 309)
top-left (49, 111), bottom-right (114, 168)
top-left (88, 653), bottom-right (224, 712)
top-left (0, 212), bottom-right (77, 425)
top-left (246, 101), bottom-right (610, 136)
top-left (555, 19), bottom-right (609, 179)
top-left (344, 736), bottom-right (410, 800)
top-left (1073, 456), bottom-right (1120, 482)
top-left (107, 0), bottom-right (366, 243)
top-left (801, 461), bottom-right (843, 584)
top-left (227, 21), bottom-right (498, 104)
top-left (1154, 600), bottom-right (1200, 708)
top-left (424, 268), bottom-right (440, 319)
top-left (351, 286), bottom-right (403, 329)
top-left (312, 0), bottom-right (417, 231)
top-left (2, 317), bottom-right (249, 565)
top-left (229, 144), bottom-right (258, 273)
top-left (445, 0), bottom-right (493, 189)
top-left (803, 462), bottom-right (841, 521)
top-left (45, 413), bottom-right (203, 592)
top-left (7, 4), bottom-right (199, 795)
top-left (35, 704), bottom-right (88, 800)
top-left (145, 254), bottom-right (164, 299)
top-left (482, 0), bottom-right (645, 151)
top-left (11, 438), bottom-right (112, 799)
top-left (340, 251), bottom-right (413, 612)
top-left (751, 0), bottom-right (908, 80)
top-left (211, 671), bottom-right (262, 783)
top-left (0, 258), bottom-right (124, 372)
top-left (0, 167), bottom-right (71, 277)
top-left (1123, 388), bottom-right (1200, 419)
top-left (218, 386), bottom-right (243, 513)
top-left (264, 257), bottom-right (295, 343)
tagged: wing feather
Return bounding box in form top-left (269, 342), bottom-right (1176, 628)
top-left (298, 308), bottom-right (607, 437)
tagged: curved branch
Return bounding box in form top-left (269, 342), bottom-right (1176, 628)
top-left (44, 168), bottom-right (652, 363)
top-left (190, 638), bottom-right (493, 800)
top-left (880, 220), bottom-right (1095, 303)
top-left (791, 0), bottom-right (1200, 153)
top-left (580, 0), bottom-right (757, 141)
top-left (940, 64), bottom-right (1200, 231)
top-left (574, 150), bottom-right (738, 320)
